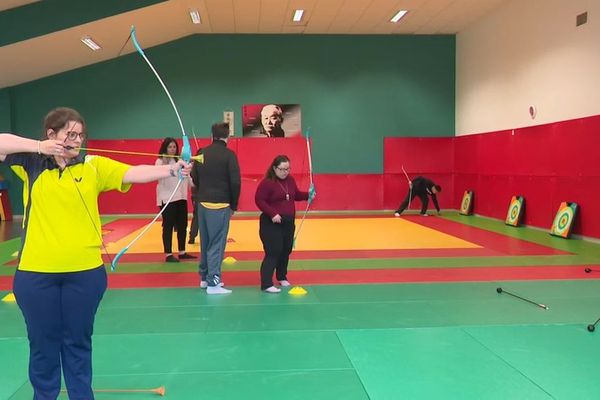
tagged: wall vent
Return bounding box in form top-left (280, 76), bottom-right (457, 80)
top-left (576, 12), bottom-right (588, 27)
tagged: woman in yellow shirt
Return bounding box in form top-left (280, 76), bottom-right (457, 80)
top-left (0, 107), bottom-right (191, 400)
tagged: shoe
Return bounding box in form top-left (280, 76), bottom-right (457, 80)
top-left (179, 253), bottom-right (197, 260)
top-left (264, 286), bottom-right (281, 293)
top-left (207, 286), bottom-right (232, 294)
top-left (279, 280), bottom-right (291, 287)
top-left (394, 212), bottom-right (400, 217)
top-left (165, 255), bottom-right (179, 263)
top-left (200, 281), bottom-right (224, 289)
top-left (420, 213), bottom-right (429, 217)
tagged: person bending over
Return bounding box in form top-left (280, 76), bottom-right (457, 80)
top-left (394, 176), bottom-right (441, 217)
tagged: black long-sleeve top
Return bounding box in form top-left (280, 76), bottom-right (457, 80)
top-left (412, 176), bottom-right (440, 212)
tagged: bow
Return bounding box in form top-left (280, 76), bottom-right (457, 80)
top-left (401, 165), bottom-right (412, 209)
top-left (293, 128), bottom-right (315, 246)
top-left (111, 26), bottom-right (191, 271)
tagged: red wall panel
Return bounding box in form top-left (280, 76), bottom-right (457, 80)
top-left (234, 137), bottom-right (309, 175)
top-left (475, 131), bottom-right (515, 175)
top-left (511, 127), bottom-right (557, 176)
top-left (454, 135), bottom-right (479, 174)
top-left (89, 114), bottom-right (600, 238)
top-left (312, 174), bottom-right (383, 210)
top-left (454, 115), bottom-right (600, 238)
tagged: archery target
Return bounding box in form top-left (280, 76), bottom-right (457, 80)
top-left (459, 191), bottom-right (473, 215)
top-left (505, 196), bottom-right (524, 227)
top-left (550, 202), bottom-right (578, 238)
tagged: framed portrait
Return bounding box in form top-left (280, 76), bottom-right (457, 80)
top-left (242, 104), bottom-right (302, 137)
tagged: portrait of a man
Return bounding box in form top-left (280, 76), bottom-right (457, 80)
top-left (242, 104), bottom-right (302, 137)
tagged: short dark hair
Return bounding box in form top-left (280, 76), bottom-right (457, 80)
top-left (434, 185), bottom-right (442, 192)
top-left (212, 123), bottom-right (229, 139)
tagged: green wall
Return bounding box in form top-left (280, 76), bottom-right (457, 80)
top-left (0, 89), bottom-right (11, 131)
top-left (0, 0), bottom-right (166, 46)
top-left (7, 34), bottom-right (455, 214)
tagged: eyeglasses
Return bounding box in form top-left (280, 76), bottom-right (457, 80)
top-left (65, 131), bottom-right (87, 141)
top-left (276, 167), bottom-right (290, 172)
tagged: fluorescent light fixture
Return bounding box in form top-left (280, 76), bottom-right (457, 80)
top-left (390, 10), bottom-right (408, 23)
top-left (190, 9), bottom-right (201, 24)
top-left (293, 9), bottom-right (304, 22)
top-left (81, 36), bottom-right (101, 51)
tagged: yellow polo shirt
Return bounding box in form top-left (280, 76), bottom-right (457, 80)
top-left (4, 153), bottom-right (131, 273)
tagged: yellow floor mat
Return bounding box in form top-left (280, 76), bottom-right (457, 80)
top-left (105, 217), bottom-right (480, 253)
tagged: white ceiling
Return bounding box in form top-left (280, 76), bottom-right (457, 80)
top-left (0, 0), bottom-right (504, 89)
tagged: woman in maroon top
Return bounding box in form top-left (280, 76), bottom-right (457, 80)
top-left (255, 155), bottom-right (311, 293)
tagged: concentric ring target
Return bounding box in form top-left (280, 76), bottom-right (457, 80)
top-left (551, 202), bottom-right (577, 238)
top-left (510, 206), bottom-right (519, 219)
top-left (505, 196), bottom-right (523, 226)
top-left (461, 197), bottom-right (470, 212)
top-left (460, 191), bottom-right (472, 215)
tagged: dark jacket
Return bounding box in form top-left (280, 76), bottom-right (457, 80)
top-left (412, 176), bottom-right (440, 212)
top-left (191, 140), bottom-right (241, 211)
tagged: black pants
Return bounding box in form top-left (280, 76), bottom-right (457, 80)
top-left (161, 199), bottom-right (188, 253)
top-left (396, 192), bottom-right (429, 215)
top-left (188, 201), bottom-right (199, 242)
top-left (259, 213), bottom-right (294, 290)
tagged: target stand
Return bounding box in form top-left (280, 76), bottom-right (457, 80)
top-left (505, 196), bottom-right (525, 227)
top-left (459, 190), bottom-right (474, 215)
top-left (550, 202), bottom-right (578, 238)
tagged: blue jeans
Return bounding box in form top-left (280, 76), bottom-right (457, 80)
top-left (198, 205), bottom-right (231, 287)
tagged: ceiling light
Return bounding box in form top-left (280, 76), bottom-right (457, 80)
top-left (293, 9), bottom-right (304, 22)
top-left (190, 9), bottom-right (201, 24)
top-left (81, 36), bottom-right (101, 51)
top-left (390, 10), bottom-right (408, 23)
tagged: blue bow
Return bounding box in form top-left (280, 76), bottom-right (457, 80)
top-left (111, 26), bottom-right (191, 270)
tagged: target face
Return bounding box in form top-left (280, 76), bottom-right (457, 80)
top-left (460, 191), bottom-right (473, 215)
top-left (551, 202), bottom-right (577, 238)
top-left (505, 196), bottom-right (524, 226)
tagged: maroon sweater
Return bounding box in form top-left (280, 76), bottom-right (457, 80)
top-left (255, 175), bottom-right (309, 218)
